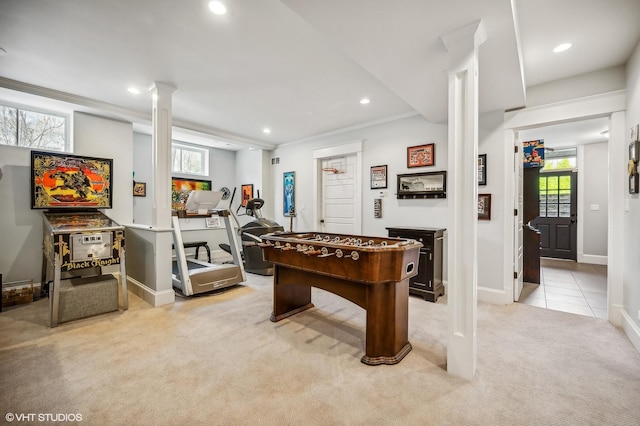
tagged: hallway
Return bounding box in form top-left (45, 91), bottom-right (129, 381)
top-left (518, 258), bottom-right (608, 319)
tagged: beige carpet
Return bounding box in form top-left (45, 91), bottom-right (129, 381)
top-left (1, 274), bottom-right (639, 425)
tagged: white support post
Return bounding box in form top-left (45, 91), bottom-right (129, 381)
top-left (440, 20), bottom-right (486, 380)
top-left (150, 82), bottom-right (176, 229)
top-left (149, 82), bottom-right (176, 302)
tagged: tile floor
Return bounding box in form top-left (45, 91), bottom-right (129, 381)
top-left (518, 257), bottom-right (608, 319)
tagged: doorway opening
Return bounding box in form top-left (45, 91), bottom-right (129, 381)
top-left (516, 117), bottom-right (609, 319)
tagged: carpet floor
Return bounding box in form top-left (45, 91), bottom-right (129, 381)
top-left (1, 273), bottom-right (639, 425)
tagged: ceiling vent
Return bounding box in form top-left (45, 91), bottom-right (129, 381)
top-left (270, 157), bottom-right (280, 166)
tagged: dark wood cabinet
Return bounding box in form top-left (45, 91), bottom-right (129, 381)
top-left (386, 227), bottom-right (445, 302)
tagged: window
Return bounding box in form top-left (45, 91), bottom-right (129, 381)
top-left (542, 147), bottom-right (576, 171)
top-left (539, 173), bottom-right (573, 218)
top-left (0, 103), bottom-right (68, 151)
top-left (172, 142), bottom-right (209, 176)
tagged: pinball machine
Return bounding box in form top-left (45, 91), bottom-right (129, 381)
top-left (32, 150), bottom-right (127, 327)
top-left (260, 232), bottom-right (422, 365)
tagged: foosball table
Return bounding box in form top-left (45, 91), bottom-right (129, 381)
top-left (260, 232), bottom-right (422, 365)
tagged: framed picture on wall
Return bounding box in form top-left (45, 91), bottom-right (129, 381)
top-left (407, 144), bottom-right (435, 168)
top-left (283, 171), bottom-right (296, 216)
top-left (630, 140), bottom-right (639, 163)
top-left (171, 177), bottom-right (212, 210)
top-left (478, 193), bottom-right (492, 220)
top-left (631, 124), bottom-right (639, 142)
top-left (478, 154), bottom-right (487, 186)
top-left (630, 173), bottom-right (639, 194)
top-left (370, 165), bottom-right (388, 189)
top-left (241, 184), bottom-right (253, 207)
top-left (133, 182), bottom-right (146, 197)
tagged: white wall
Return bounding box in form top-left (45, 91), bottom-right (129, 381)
top-left (527, 66), bottom-right (626, 108)
top-left (131, 132), bottom-right (238, 260)
top-left (268, 113), bottom-right (509, 295)
top-left (132, 132), bottom-right (238, 225)
top-left (74, 112), bottom-right (133, 224)
top-left (132, 132), bottom-right (154, 225)
top-left (624, 40), bottom-right (640, 332)
top-left (477, 110), bottom-right (508, 292)
top-left (271, 114), bottom-right (450, 236)
top-left (0, 112), bottom-right (133, 284)
top-left (580, 142), bottom-right (608, 258)
top-left (235, 149), bottom-right (271, 227)
top-left (0, 146), bottom-right (44, 284)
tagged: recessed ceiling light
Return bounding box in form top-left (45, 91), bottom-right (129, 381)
top-left (127, 87), bottom-right (140, 95)
top-left (552, 43), bottom-right (572, 53)
top-left (360, 98), bottom-right (370, 105)
top-left (600, 130), bottom-right (609, 138)
top-left (209, 1), bottom-right (227, 15)
top-left (263, 128), bottom-right (271, 134)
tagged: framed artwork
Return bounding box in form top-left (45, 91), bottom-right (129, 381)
top-left (373, 198), bottom-right (382, 218)
top-left (478, 193), bottom-right (492, 220)
top-left (396, 171), bottom-right (446, 199)
top-left (478, 154), bottom-right (487, 186)
top-left (629, 138), bottom-right (639, 194)
top-left (241, 184), bottom-right (253, 207)
top-left (630, 140), bottom-right (639, 163)
top-left (631, 124), bottom-right (639, 142)
top-left (523, 139), bottom-right (544, 168)
top-left (283, 171), bottom-right (296, 216)
top-left (630, 173), bottom-right (639, 194)
top-left (133, 182), bottom-right (146, 197)
top-left (370, 165), bottom-right (388, 189)
top-left (629, 173), bottom-right (639, 194)
top-left (407, 144), bottom-right (435, 168)
top-left (171, 178), bottom-right (211, 210)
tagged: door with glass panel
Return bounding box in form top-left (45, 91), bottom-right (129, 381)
top-left (537, 171), bottom-right (577, 260)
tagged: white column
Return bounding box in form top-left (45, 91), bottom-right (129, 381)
top-left (607, 111), bottom-right (625, 326)
top-left (440, 20), bottom-right (486, 380)
top-left (148, 82), bottom-right (176, 306)
top-left (149, 82), bottom-right (176, 229)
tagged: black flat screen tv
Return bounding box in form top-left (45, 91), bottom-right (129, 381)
top-left (31, 150), bottom-right (113, 209)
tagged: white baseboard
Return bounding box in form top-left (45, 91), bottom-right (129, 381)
top-left (478, 286), bottom-right (506, 305)
top-left (609, 303), bottom-right (624, 327)
top-left (127, 277), bottom-right (175, 307)
top-left (445, 282), bottom-right (507, 305)
top-left (577, 253), bottom-right (608, 265)
top-left (620, 309), bottom-right (640, 355)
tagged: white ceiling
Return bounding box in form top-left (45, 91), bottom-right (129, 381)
top-left (0, 0), bottom-right (639, 150)
top-left (519, 117), bottom-right (610, 149)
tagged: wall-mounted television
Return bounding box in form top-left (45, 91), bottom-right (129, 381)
top-left (31, 150), bottom-right (113, 209)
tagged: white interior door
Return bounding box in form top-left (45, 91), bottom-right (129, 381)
top-left (320, 155), bottom-right (357, 234)
top-left (514, 134), bottom-right (524, 301)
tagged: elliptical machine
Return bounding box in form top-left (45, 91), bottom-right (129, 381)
top-left (220, 192), bottom-right (284, 275)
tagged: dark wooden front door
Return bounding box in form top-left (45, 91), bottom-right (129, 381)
top-left (537, 171), bottom-right (578, 260)
top-left (523, 167), bottom-right (541, 284)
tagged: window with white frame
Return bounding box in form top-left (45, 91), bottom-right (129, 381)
top-left (172, 142), bottom-right (209, 176)
top-left (0, 103), bottom-right (69, 151)
top-left (542, 147), bottom-right (577, 171)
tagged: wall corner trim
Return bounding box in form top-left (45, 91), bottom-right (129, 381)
top-left (127, 277), bottom-right (175, 307)
top-left (620, 309), bottom-right (640, 355)
top-left (478, 286), bottom-right (506, 305)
